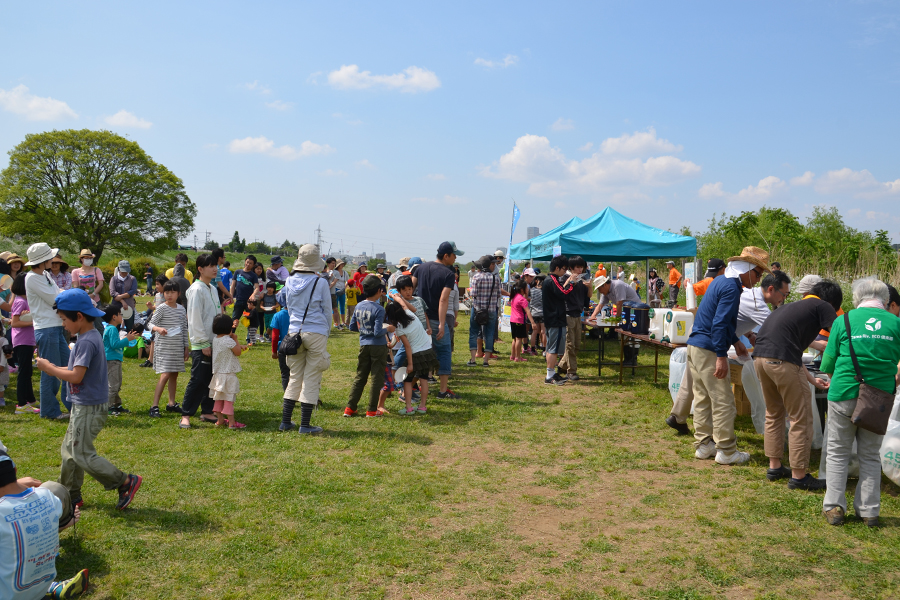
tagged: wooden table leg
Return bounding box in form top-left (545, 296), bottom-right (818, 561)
top-left (598, 329), bottom-right (603, 377)
top-left (654, 346), bottom-right (659, 384)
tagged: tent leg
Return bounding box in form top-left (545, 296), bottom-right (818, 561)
top-left (645, 259), bottom-right (649, 304)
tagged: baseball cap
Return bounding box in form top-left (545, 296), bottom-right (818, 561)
top-left (437, 241), bottom-right (464, 258)
top-left (705, 258), bottom-right (725, 277)
top-left (55, 288), bottom-right (105, 318)
top-left (522, 268), bottom-right (537, 277)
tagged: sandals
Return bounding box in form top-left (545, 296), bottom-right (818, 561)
top-left (228, 422), bottom-right (246, 429)
top-left (416, 407), bottom-right (427, 414)
top-left (398, 407), bottom-right (417, 416)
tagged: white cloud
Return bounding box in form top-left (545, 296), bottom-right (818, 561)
top-left (104, 109), bottom-right (152, 129)
top-left (579, 142), bottom-right (593, 152)
top-left (483, 134), bottom-right (700, 197)
top-left (326, 65), bottom-right (441, 93)
top-left (474, 54), bottom-right (519, 68)
top-left (444, 195), bottom-right (468, 205)
top-left (0, 85), bottom-right (77, 121)
top-left (698, 176), bottom-right (786, 201)
top-left (203, 143), bottom-right (218, 150)
top-left (551, 118), bottom-right (575, 131)
top-left (243, 81), bottom-right (272, 95)
top-left (790, 171), bottom-right (814, 186)
top-left (425, 173), bottom-right (446, 180)
top-left (320, 169), bottom-right (347, 177)
top-left (355, 159), bottom-right (375, 169)
top-left (332, 112), bottom-right (362, 125)
top-left (306, 72), bottom-right (322, 85)
top-left (265, 100), bottom-right (293, 110)
top-left (600, 127), bottom-right (681, 156)
top-left (813, 168), bottom-right (900, 198)
top-left (227, 136), bottom-right (335, 160)
top-left (698, 182), bottom-right (726, 199)
top-left (847, 208), bottom-right (861, 217)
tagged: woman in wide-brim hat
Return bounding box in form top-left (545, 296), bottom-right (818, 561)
top-left (49, 255), bottom-right (71, 291)
top-left (278, 244), bottom-right (331, 435)
top-left (6, 253), bottom-right (24, 279)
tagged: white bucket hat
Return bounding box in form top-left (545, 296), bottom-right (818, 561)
top-left (292, 244), bottom-right (326, 273)
top-left (25, 242), bottom-right (59, 266)
top-left (593, 275), bottom-right (610, 290)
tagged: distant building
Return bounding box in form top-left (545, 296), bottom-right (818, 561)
top-left (376, 252), bottom-right (386, 260)
top-left (527, 226), bottom-right (540, 239)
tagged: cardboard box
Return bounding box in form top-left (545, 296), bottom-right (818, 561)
top-left (732, 384), bottom-right (751, 416)
top-left (729, 363), bottom-right (743, 385)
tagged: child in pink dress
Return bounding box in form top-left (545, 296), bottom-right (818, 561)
top-left (509, 280), bottom-right (537, 362)
top-left (209, 314), bottom-right (248, 429)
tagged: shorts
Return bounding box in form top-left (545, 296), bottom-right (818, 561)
top-left (531, 315), bottom-right (543, 324)
top-left (330, 293), bottom-right (338, 309)
top-left (381, 361), bottom-right (395, 392)
top-left (546, 326), bottom-right (567, 355)
top-left (510, 322), bottom-right (527, 339)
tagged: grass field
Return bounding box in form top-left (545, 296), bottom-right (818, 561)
top-left (3, 304), bottom-right (900, 599)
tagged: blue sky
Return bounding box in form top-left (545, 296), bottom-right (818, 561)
top-left (2, 1), bottom-right (899, 262)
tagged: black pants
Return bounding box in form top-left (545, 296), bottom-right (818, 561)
top-left (278, 353), bottom-right (290, 391)
top-left (231, 301), bottom-right (248, 328)
top-left (13, 344), bottom-right (36, 406)
top-left (181, 350), bottom-right (214, 417)
top-left (346, 345), bottom-right (388, 413)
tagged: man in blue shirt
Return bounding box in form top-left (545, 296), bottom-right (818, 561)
top-left (687, 247), bottom-right (769, 466)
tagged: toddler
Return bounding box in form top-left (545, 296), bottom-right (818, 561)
top-left (101, 304), bottom-right (137, 415)
top-left (210, 313), bottom-right (247, 429)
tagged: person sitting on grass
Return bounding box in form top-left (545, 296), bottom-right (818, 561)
top-left (0, 444), bottom-right (89, 600)
top-left (101, 304), bottom-right (137, 416)
top-left (34, 289), bottom-right (142, 511)
top-left (343, 275), bottom-right (388, 418)
top-left (147, 280), bottom-right (189, 417)
top-left (384, 300), bottom-right (438, 416)
top-left (209, 314), bottom-right (248, 429)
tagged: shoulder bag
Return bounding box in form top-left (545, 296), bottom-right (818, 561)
top-left (846, 312), bottom-right (894, 435)
top-left (279, 277), bottom-right (320, 355)
top-left (474, 274), bottom-right (496, 326)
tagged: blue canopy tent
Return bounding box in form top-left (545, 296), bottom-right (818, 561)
top-left (509, 207), bottom-right (696, 262)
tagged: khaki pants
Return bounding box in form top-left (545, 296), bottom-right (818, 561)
top-left (284, 333), bottom-right (331, 406)
top-left (688, 346), bottom-right (737, 454)
top-left (671, 366), bottom-right (693, 423)
top-left (557, 316), bottom-right (582, 375)
top-left (59, 403), bottom-right (127, 497)
top-left (107, 360), bottom-right (122, 406)
top-left (756, 357), bottom-right (813, 471)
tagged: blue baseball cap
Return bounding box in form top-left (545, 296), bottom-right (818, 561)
top-left (55, 288), bottom-right (105, 318)
top-left (408, 257), bottom-right (423, 267)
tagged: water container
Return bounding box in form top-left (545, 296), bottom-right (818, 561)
top-left (623, 301), bottom-right (650, 335)
top-left (649, 308), bottom-right (672, 337)
top-left (666, 311), bottom-right (695, 344)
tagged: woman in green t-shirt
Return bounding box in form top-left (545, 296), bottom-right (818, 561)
top-left (820, 278), bottom-right (900, 527)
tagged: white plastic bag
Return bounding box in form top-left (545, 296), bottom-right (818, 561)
top-left (669, 347), bottom-right (687, 403)
top-left (879, 393), bottom-right (900, 486)
top-left (739, 358), bottom-right (766, 435)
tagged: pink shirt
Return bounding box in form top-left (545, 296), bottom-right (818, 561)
top-left (510, 294), bottom-right (529, 324)
top-left (70, 267), bottom-right (104, 303)
top-left (10, 295), bottom-right (35, 347)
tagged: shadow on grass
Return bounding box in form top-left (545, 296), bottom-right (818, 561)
top-left (110, 506), bottom-right (221, 533)
top-left (57, 531), bottom-right (108, 584)
top-left (321, 429), bottom-right (434, 445)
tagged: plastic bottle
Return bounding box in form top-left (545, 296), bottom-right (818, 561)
top-left (685, 278), bottom-right (697, 310)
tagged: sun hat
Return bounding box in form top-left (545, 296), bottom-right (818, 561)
top-left (523, 267), bottom-right (537, 277)
top-left (593, 275), bottom-right (611, 290)
top-left (51, 255), bottom-right (69, 270)
top-left (117, 260), bottom-right (131, 273)
top-left (25, 243), bottom-right (59, 266)
top-left (78, 249), bottom-right (95, 259)
top-left (397, 256), bottom-right (411, 269)
top-left (0, 252), bottom-right (10, 261)
top-left (271, 255), bottom-right (283, 265)
top-left (727, 246), bottom-right (771, 273)
top-left (291, 244), bottom-right (325, 273)
top-left (356, 264), bottom-right (367, 273)
top-left (705, 258), bottom-right (725, 277)
top-left (493, 249), bottom-right (505, 258)
top-left (796, 274), bottom-right (822, 297)
top-left (5, 253), bottom-right (24, 268)
top-left (336, 259), bottom-right (346, 268)
top-left (438, 241), bottom-right (464, 257)
top-left (55, 288), bottom-right (105, 318)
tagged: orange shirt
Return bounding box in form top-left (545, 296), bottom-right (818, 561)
top-left (594, 266), bottom-right (607, 278)
top-left (692, 277), bottom-right (713, 296)
top-left (669, 268), bottom-right (682, 287)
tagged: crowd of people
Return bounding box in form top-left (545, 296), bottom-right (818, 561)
top-left (3, 236), bottom-right (900, 598)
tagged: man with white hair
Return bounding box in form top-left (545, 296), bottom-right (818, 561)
top-left (686, 247), bottom-right (767, 466)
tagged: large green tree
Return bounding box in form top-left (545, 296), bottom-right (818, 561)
top-left (0, 129), bottom-right (196, 261)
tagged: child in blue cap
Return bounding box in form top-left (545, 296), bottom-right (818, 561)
top-left (35, 289), bottom-right (142, 511)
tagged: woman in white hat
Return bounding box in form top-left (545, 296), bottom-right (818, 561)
top-left (275, 244), bottom-right (333, 434)
top-left (23, 242), bottom-right (71, 419)
top-left (109, 260), bottom-right (138, 330)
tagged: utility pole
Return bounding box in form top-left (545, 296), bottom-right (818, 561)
top-left (205, 231), bottom-right (211, 247)
top-left (315, 224), bottom-right (324, 251)
top-left (193, 234), bottom-right (198, 250)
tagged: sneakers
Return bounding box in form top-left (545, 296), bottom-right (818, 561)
top-left (437, 389), bottom-right (459, 399)
top-left (15, 405), bottom-right (40, 414)
top-left (47, 568), bottom-right (89, 599)
top-left (567, 373), bottom-right (579, 381)
top-left (544, 373), bottom-right (566, 386)
top-left (427, 376), bottom-right (438, 384)
top-left (398, 407), bottom-right (417, 415)
top-left (343, 407), bottom-right (357, 417)
top-left (365, 411), bottom-right (382, 417)
top-left (112, 405), bottom-right (130, 414)
top-left (466, 360), bottom-right (477, 367)
top-left (54, 413), bottom-right (70, 420)
top-left (766, 466), bottom-right (792, 481)
top-left (71, 494), bottom-right (84, 510)
top-left (824, 506), bottom-right (845, 526)
top-left (715, 450), bottom-right (750, 465)
top-left (148, 406), bottom-right (161, 418)
top-left (138, 359), bottom-right (153, 368)
top-left (278, 421), bottom-right (296, 432)
top-left (862, 516), bottom-right (880, 528)
top-left (788, 474), bottom-right (826, 491)
top-left (298, 425), bottom-right (323, 434)
top-left (665, 415), bottom-right (691, 435)
top-left (694, 441), bottom-right (717, 460)
top-left (165, 402), bottom-right (182, 413)
top-left (108, 407), bottom-right (121, 417)
top-left (116, 474), bottom-right (142, 510)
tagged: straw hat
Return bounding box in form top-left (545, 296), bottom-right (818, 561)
top-left (78, 249), bottom-right (95, 260)
top-left (397, 256), bottom-right (411, 269)
top-left (593, 275), bottom-right (611, 290)
top-left (51, 255), bottom-right (69, 271)
top-left (291, 244), bottom-right (325, 273)
top-left (727, 246), bottom-right (771, 273)
top-left (5, 253), bottom-right (24, 268)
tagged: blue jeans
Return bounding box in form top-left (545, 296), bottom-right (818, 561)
top-left (469, 310), bottom-right (497, 354)
top-left (429, 318), bottom-right (453, 376)
top-left (35, 326), bottom-right (71, 418)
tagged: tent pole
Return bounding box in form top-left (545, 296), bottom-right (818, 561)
top-left (645, 259), bottom-right (649, 304)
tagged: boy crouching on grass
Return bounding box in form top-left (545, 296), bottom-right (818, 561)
top-left (343, 275), bottom-right (388, 418)
top-left (35, 289), bottom-right (142, 511)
